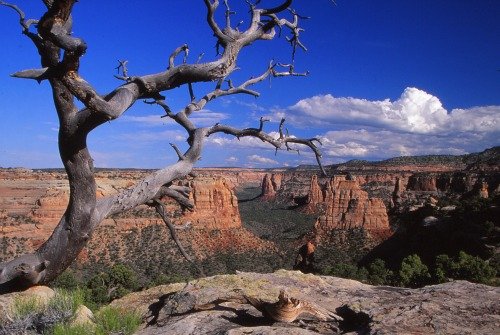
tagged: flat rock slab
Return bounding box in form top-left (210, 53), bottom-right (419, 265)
top-left (110, 270), bottom-right (500, 335)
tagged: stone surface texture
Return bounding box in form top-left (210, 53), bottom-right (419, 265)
top-left (110, 270), bottom-right (500, 335)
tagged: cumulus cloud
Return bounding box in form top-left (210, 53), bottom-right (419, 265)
top-left (318, 129), bottom-right (490, 160)
top-left (286, 87), bottom-right (500, 134)
top-left (226, 156), bottom-right (238, 163)
top-left (247, 154), bottom-right (278, 165)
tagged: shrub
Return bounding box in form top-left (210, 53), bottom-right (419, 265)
top-left (323, 262), bottom-right (368, 281)
top-left (86, 263), bottom-right (140, 306)
top-left (397, 254), bottom-right (431, 288)
top-left (51, 322), bottom-right (95, 335)
top-left (435, 251), bottom-right (497, 285)
top-left (434, 254), bottom-right (452, 283)
top-left (51, 269), bottom-right (81, 291)
top-left (367, 258), bottom-right (393, 285)
top-left (94, 306), bottom-right (141, 335)
top-left (2, 289), bottom-right (86, 334)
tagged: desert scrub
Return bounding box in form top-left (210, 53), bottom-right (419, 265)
top-left (51, 323), bottom-right (95, 335)
top-left (0, 288), bottom-right (88, 335)
top-left (10, 295), bottom-right (45, 318)
top-left (93, 306), bottom-right (141, 335)
top-left (51, 307), bottom-right (141, 335)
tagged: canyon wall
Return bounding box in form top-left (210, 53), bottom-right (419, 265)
top-left (0, 169), bottom-right (273, 265)
top-left (256, 148), bottom-right (499, 245)
top-left (307, 175), bottom-right (391, 241)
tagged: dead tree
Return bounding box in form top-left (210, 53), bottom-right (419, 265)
top-left (0, 0), bottom-right (324, 293)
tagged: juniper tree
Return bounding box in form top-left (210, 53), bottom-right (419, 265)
top-left (0, 0), bottom-right (324, 293)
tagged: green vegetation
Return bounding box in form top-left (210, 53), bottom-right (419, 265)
top-left (434, 251), bottom-right (496, 285)
top-left (51, 323), bottom-right (95, 335)
top-left (320, 251), bottom-right (496, 288)
top-left (51, 306), bottom-right (142, 335)
top-left (366, 258), bottom-right (393, 285)
top-left (93, 306), bottom-right (142, 335)
top-left (11, 295), bottom-right (44, 318)
top-left (397, 254), bottom-right (431, 288)
top-left (323, 262), bottom-right (368, 281)
top-left (1, 288), bottom-right (141, 335)
top-left (50, 306), bottom-right (141, 335)
top-left (86, 264), bottom-right (140, 305)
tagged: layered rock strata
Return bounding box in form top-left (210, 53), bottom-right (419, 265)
top-left (306, 175), bottom-right (391, 240)
top-left (0, 169), bottom-right (271, 264)
top-left (260, 174), bottom-right (283, 200)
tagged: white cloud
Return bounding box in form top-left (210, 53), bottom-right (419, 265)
top-left (286, 87), bottom-right (500, 134)
top-left (226, 156), bottom-right (238, 163)
top-left (121, 114), bottom-right (172, 126)
top-left (247, 154), bottom-right (278, 165)
top-left (318, 129), bottom-right (485, 160)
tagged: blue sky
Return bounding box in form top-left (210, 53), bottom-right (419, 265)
top-left (0, 0), bottom-right (499, 169)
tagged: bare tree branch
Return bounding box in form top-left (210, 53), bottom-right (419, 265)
top-left (0, 1), bottom-right (41, 45)
top-left (150, 199), bottom-right (205, 276)
top-left (169, 44), bottom-right (189, 69)
top-left (207, 119), bottom-right (326, 175)
top-left (0, 0), bottom-right (322, 293)
top-left (203, 0), bottom-right (228, 43)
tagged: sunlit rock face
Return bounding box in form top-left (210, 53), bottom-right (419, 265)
top-left (0, 169), bottom-right (273, 265)
top-left (306, 175), bottom-right (391, 241)
top-left (260, 173), bottom-right (283, 200)
top-left (181, 177), bottom-right (241, 230)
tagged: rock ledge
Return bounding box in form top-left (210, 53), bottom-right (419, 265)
top-left (111, 270), bottom-right (500, 334)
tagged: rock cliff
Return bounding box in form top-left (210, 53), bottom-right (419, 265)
top-left (181, 177), bottom-right (241, 229)
top-left (0, 169), bottom-right (272, 267)
top-left (110, 270), bottom-right (500, 335)
top-left (260, 173), bottom-right (283, 200)
top-left (306, 175), bottom-right (391, 241)
top-left (258, 148), bottom-right (500, 213)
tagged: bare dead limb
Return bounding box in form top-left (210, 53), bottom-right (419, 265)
top-left (0, 0), bottom-right (321, 293)
top-left (0, 1), bottom-right (41, 45)
top-left (169, 44), bottom-right (189, 69)
top-left (171, 143), bottom-right (187, 161)
top-left (207, 119), bottom-right (326, 175)
top-left (114, 60), bottom-right (130, 81)
top-left (151, 199), bottom-right (205, 277)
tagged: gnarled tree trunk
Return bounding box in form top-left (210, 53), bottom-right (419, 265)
top-left (0, 0), bottom-right (324, 293)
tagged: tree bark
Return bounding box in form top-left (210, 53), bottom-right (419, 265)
top-left (0, 0), bottom-right (323, 293)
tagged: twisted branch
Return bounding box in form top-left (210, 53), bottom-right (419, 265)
top-left (207, 119), bottom-right (326, 175)
top-left (169, 44), bottom-right (189, 69)
top-left (150, 199), bottom-right (205, 276)
top-left (0, 0), bottom-right (322, 292)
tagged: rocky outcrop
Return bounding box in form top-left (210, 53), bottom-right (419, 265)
top-left (305, 175), bottom-right (391, 240)
top-left (260, 173), bottom-right (283, 200)
top-left (182, 177), bottom-right (241, 229)
top-left (111, 270), bottom-right (500, 335)
top-left (0, 169), bottom-right (272, 266)
top-left (306, 175), bottom-right (323, 209)
top-left (293, 241), bottom-right (315, 273)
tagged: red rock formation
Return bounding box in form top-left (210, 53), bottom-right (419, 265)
top-left (260, 173), bottom-right (283, 200)
top-left (306, 175), bottom-right (323, 211)
top-left (181, 177), bottom-right (241, 229)
top-left (293, 241), bottom-right (315, 273)
top-left (407, 175), bottom-right (438, 192)
top-left (0, 169), bottom-right (272, 264)
top-left (305, 175), bottom-right (391, 241)
top-left (478, 182), bottom-right (489, 198)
